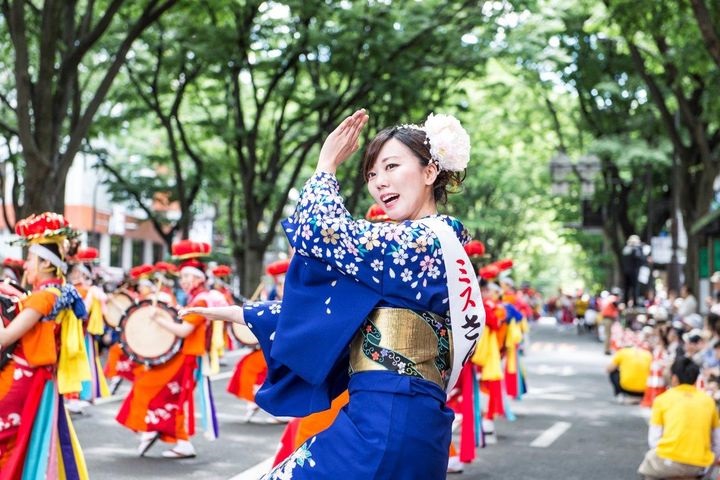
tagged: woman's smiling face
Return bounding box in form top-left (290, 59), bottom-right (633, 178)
top-left (365, 138), bottom-right (438, 222)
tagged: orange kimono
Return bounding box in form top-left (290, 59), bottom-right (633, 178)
top-left (115, 297), bottom-right (208, 443)
top-left (0, 285), bottom-right (89, 479)
top-left (272, 390), bottom-right (350, 467)
top-left (227, 349), bottom-right (268, 402)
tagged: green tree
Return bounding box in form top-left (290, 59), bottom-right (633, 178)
top-left (0, 0), bottom-right (178, 219)
top-left (604, 0), bottom-right (720, 290)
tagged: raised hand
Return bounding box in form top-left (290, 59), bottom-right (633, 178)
top-left (317, 109), bottom-right (369, 174)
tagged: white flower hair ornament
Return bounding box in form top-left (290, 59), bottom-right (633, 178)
top-left (422, 113), bottom-right (471, 172)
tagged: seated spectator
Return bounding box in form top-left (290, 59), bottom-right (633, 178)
top-left (637, 357), bottom-right (720, 479)
top-left (607, 344), bottom-right (652, 404)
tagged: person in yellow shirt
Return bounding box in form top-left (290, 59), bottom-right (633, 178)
top-left (638, 356), bottom-right (720, 479)
top-left (607, 344), bottom-right (652, 404)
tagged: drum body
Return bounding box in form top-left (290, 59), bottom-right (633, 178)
top-left (231, 323), bottom-right (259, 348)
top-left (119, 299), bottom-right (183, 367)
top-left (105, 291), bottom-right (135, 328)
top-left (0, 280), bottom-right (26, 367)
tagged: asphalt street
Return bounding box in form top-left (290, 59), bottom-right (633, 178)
top-left (73, 321), bottom-right (649, 479)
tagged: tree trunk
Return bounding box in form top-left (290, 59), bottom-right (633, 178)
top-left (21, 157), bottom-right (66, 215)
top-left (242, 242), bottom-right (265, 300)
top-left (684, 232), bottom-right (699, 293)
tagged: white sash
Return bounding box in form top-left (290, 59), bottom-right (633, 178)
top-left (419, 218), bottom-right (485, 393)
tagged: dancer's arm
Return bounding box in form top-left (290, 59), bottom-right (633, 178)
top-left (178, 305), bottom-right (245, 325)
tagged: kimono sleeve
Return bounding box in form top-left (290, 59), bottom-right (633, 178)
top-left (282, 172), bottom-right (388, 293)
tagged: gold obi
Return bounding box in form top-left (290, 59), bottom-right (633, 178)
top-left (349, 307), bottom-right (453, 390)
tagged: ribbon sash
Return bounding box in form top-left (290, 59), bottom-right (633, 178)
top-left (419, 218), bottom-right (485, 393)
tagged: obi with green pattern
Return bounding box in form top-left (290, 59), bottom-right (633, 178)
top-left (348, 307), bottom-right (453, 390)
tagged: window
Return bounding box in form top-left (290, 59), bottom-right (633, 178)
top-left (132, 240), bottom-right (144, 266)
top-left (153, 242), bottom-right (165, 262)
top-left (110, 236), bottom-right (123, 267)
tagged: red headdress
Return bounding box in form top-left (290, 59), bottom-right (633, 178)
top-left (479, 264), bottom-right (500, 280)
top-left (365, 204), bottom-right (389, 223)
top-left (129, 264), bottom-right (156, 280)
top-left (13, 212), bottom-right (78, 275)
top-left (464, 240), bottom-right (486, 258)
top-left (154, 261), bottom-right (179, 275)
top-left (75, 247), bottom-right (100, 263)
top-left (266, 259), bottom-right (290, 278)
top-left (14, 212), bottom-right (77, 245)
top-left (212, 265), bottom-right (232, 278)
top-left (171, 240), bottom-right (211, 277)
top-left (496, 258), bottom-right (514, 271)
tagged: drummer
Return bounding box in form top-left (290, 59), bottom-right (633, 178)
top-left (115, 240), bottom-right (217, 459)
top-left (153, 261), bottom-right (179, 305)
top-left (104, 263), bottom-right (156, 391)
top-left (226, 258), bottom-right (289, 422)
top-left (0, 212), bottom-right (91, 477)
top-left (65, 246), bottom-right (111, 413)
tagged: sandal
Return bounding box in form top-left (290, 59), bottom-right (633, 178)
top-left (161, 448), bottom-right (197, 459)
top-left (138, 432), bottom-right (159, 457)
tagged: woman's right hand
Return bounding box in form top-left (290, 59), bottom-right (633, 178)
top-left (178, 305), bottom-right (245, 324)
top-left (316, 109), bottom-right (369, 174)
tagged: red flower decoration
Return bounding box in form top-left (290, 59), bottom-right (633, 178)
top-left (14, 212), bottom-right (73, 242)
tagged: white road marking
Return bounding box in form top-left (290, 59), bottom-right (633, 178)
top-left (228, 456), bottom-right (274, 480)
top-left (530, 421), bottom-right (572, 448)
top-left (525, 393), bottom-right (575, 401)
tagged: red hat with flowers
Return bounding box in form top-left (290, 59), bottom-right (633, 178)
top-left (496, 258), bottom-right (514, 271)
top-left (212, 265), bottom-right (232, 278)
top-left (365, 204), bottom-right (389, 223)
top-left (154, 261), bottom-right (179, 276)
top-left (266, 258), bottom-right (290, 277)
top-left (479, 264), bottom-right (500, 280)
top-left (12, 212), bottom-right (79, 275)
top-left (13, 212), bottom-right (78, 245)
top-left (171, 239), bottom-right (211, 277)
top-left (464, 240), bottom-right (486, 258)
top-left (129, 264), bottom-right (156, 280)
top-left (74, 247), bottom-right (100, 263)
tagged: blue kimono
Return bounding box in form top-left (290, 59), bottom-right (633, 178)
top-left (244, 172), bottom-right (471, 479)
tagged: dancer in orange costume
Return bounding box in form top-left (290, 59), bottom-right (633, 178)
top-left (0, 212), bottom-right (90, 479)
top-left (116, 241), bottom-right (216, 459)
top-left (472, 268), bottom-right (505, 443)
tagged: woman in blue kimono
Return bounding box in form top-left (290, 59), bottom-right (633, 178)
top-left (181, 109), bottom-right (483, 479)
